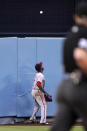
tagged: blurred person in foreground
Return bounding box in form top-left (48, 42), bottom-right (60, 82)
top-left (51, 2), bottom-right (87, 131)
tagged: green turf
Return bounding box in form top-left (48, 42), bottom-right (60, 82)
top-left (0, 126), bottom-right (85, 131)
top-left (0, 126), bottom-right (49, 131)
top-left (71, 126), bottom-right (85, 131)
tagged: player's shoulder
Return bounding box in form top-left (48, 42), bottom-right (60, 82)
top-left (64, 25), bottom-right (86, 45)
top-left (36, 72), bottom-right (44, 77)
top-left (63, 25), bottom-right (79, 44)
top-left (66, 25), bottom-right (79, 38)
top-left (69, 24), bottom-right (87, 37)
top-left (71, 25), bottom-right (79, 34)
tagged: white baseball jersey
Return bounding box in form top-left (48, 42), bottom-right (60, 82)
top-left (31, 72), bottom-right (47, 124)
top-left (32, 72), bottom-right (45, 90)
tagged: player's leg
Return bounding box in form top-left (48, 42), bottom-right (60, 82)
top-left (82, 115), bottom-right (87, 131)
top-left (82, 117), bottom-right (87, 131)
top-left (35, 91), bottom-right (47, 124)
top-left (30, 99), bottom-right (40, 121)
top-left (50, 103), bottom-right (77, 131)
top-left (29, 90), bottom-right (40, 121)
top-left (72, 82), bottom-right (87, 131)
top-left (40, 95), bottom-right (47, 123)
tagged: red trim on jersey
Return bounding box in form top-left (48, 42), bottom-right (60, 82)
top-left (37, 81), bottom-right (41, 87)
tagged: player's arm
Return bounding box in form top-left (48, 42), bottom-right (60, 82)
top-left (42, 80), bottom-right (45, 89)
top-left (37, 81), bottom-right (43, 91)
top-left (73, 48), bottom-right (87, 74)
top-left (37, 81), bottom-right (48, 95)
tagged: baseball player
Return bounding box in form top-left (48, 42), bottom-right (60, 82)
top-left (30, 62), bottom-right (48, 124)
top-left (51, 2), bottom-right (87, 131)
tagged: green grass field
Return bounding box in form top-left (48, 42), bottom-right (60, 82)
top-left (0, 126), bottom-right (85, 131)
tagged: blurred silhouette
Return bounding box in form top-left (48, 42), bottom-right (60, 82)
top-left (51, 2), bottom-right (87, 131)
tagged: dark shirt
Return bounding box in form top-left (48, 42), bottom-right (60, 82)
top-left (63, 24), bottom-right (87, 73)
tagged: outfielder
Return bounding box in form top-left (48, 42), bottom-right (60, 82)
top-left (30, 62), bottom-right (48, 124)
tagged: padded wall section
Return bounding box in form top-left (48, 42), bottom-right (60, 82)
top-left (17, 38), bottom-right (36, 116)
top-left (36, 38), bottom-right (64, 116)
top-left (0, 37), bottom-right (64, 117)
top-left (0, 38), bottom-right (17, 116)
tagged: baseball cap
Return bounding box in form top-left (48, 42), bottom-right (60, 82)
top-left (39, 62), bottom-right (43, 67)
top-left (75, 2), bottom-right (87, 18)
top-left (35, 62), bottom-right (44, 72)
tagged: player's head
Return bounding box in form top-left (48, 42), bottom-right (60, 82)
top-left (74, 2), bottom-right (87, 27)
top-left (35, 62), bottom-right (44, 73)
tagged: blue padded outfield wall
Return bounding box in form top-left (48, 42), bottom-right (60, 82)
top-left (0, 37), bottom-right (64, 117)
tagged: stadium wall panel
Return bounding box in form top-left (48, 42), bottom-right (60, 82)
top-left (0, 37), bottom-right (64, 117)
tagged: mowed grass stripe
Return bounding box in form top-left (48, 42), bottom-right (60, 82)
top-left (71, 126), bottom-right (85, 131)
top-left (0, 126), bottom-right (85, 131)
top-left (0, 126), bottom-right (50, 131)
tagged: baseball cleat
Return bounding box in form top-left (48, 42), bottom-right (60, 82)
top-left (40, 122), bottom-right (49, 125)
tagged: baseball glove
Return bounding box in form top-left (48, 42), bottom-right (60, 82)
top-left (44, 94), bottom-right (52, 102)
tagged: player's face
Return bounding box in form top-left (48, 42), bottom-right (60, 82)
top-left (41, 67), bottom-right (44, 72)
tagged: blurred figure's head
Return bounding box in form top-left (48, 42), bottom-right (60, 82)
top-left (74, 2), bottom-right (87, 27)
top-left (35, 62), bottom-right (44, 73)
